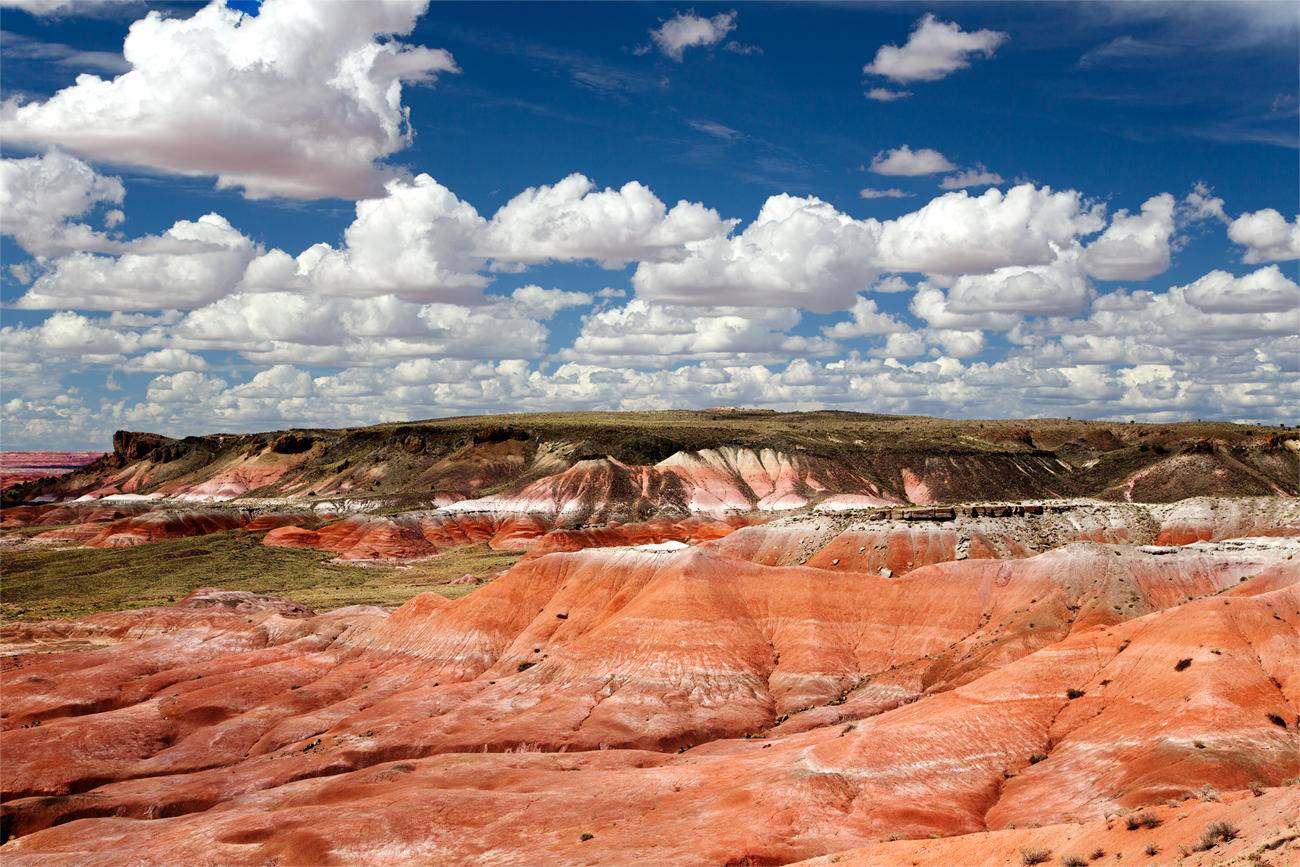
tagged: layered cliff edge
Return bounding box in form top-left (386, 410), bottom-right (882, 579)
top-left (5, 411), bottom-right (1297, 516)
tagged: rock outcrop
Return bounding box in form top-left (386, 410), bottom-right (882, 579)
top-left (7, 412), bottom-right (1296, 508)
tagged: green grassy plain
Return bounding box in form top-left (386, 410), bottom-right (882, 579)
top-left (0, 531), bottom-right (521, 621)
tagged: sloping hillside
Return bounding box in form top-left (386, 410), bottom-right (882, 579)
top-left (5, 411), bottom-right (1296, 513)
top-left (2, 533), bottom-right (1297, 863)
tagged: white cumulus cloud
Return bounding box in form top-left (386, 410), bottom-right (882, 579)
top-left (0, 0), bottom-right (457, 199)
top-left (632, 193), bottom-right (881, 313)
top-left (865, 87), bottom-right (911, 102)
top-left (1, 310), bottom-right (145, 364)
top-left (560, 299), bottom-right (826, 366)
top-left (0, 149), bottom-right (123, 258)
top-left (869, 145), bottom-right (956, 176)
top-left (483, 174), bottom-right (731, 267)
top-left (14, 213), bottom-right (258, 310)
top-left (1181, 265), bottom-right (1300, 314)
top-left (1227, 208), bottom-right (1300, 263)
top-left (649, 10), bottom-right (737, 61)
top-left (821, 295), bottom-right (907, 339)
top-left (947, 248), bottom-right (1093, 317)
top-left (1082, 193), bottom-right (1176, 281)
top-left (878, 184), bottom-right (1105, 275)
top-left (123, 348), bottom-right (209, 372)
top-left (864, 14), bottom-right (1008, 84)
top-left (250, 174), bottom-right (488, 303)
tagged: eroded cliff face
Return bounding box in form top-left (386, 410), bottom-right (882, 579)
top-left (7, 411), bottom-right (1297, 511)
top-left (1, 525), bottom-right (1297, 864)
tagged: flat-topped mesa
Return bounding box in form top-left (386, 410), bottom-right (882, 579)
top-left (5, 411), bottom-right (1295, 508)
top-left (110, 430), bottom-right (182, 464)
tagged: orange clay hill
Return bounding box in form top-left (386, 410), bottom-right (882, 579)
top-left (1, 410), bottom-right (1297, 865)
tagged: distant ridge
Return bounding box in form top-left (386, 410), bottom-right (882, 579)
top-left (6, 411), bottom-right (1295, 511)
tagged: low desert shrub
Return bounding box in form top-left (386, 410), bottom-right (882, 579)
top-left (1125, 812), bottom-right (1161, 831)
top-left (1194, 821), bottom-right (1238, 851)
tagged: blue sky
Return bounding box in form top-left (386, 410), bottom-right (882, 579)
top-left (1, 0), bottom-right (1297, 449)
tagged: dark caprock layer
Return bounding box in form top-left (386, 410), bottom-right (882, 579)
top-left (4, 410), bottom-right (1295, 509)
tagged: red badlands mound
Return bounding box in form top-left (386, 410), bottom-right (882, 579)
top-left (11, 497), bottom-right (1297, 588)
top-left (240, 511), bottom-right (323, 532)
top-left (1, 529), bottom-right (1296, 863)
top-left (80, 509), bottom-right (246, 547)
top-left (0, 500), bottom-right (155, 529)
top-left (158, 462), bottom-right (301, 501)
top-left (21, 524), bottom-right (106, 545)
top-left (702, 506), bottom-right (1115, 574)
top-left (414, 430), bottom-right (556, 495)
top-left (263, 512), bottom-right (757, 562)
top-left (72, 508), bottom-right (322, 548)
top-left (263, 511), bottom-right (553, 561)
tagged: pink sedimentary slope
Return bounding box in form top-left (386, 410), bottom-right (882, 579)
top-left (1154, 496), bottom-right (1300, 544)
top-left (441, 447), bottom-right (886, 520)
top-left (1, 529), bottom-right (1296, 863)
